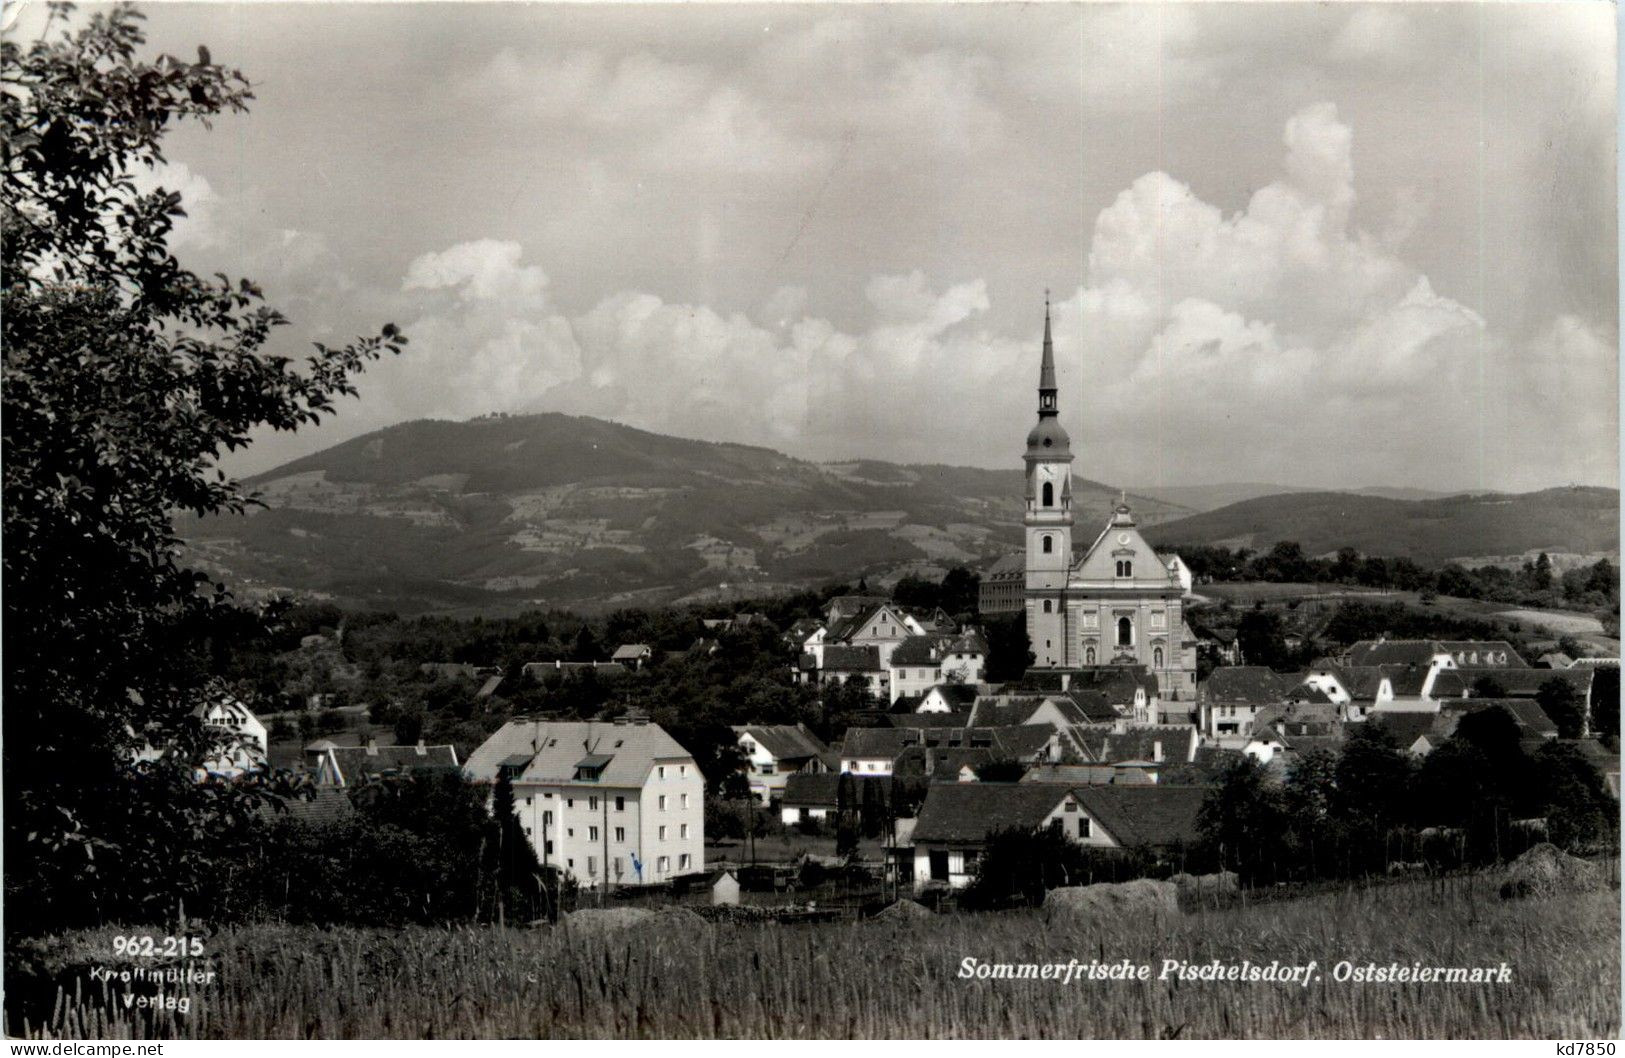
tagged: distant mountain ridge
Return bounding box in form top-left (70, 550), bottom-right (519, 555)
top-left (1141, 488), bottom-right (1619, 564)
top-left (1130, 482), bottom-right (1460, 513)
top-left (180, 413), bottom-right (1190, 614)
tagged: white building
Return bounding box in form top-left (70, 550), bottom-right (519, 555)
top-left (732, 723), bottom-right (830, 804)
top-left (194, 697), bottom-right (268, 777)
top-left (464, 718), bottom-right (704, 888)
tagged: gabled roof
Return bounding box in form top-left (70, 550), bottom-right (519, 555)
top-left (1201, 667), bottom-right (1290, 705)
top-left (890, 635), bottom-right (953, 667)
top-left (1367, 714), bottom-right (1447, 752)
top-left (893, 746), bottom-right (994, 780)
top-left (983, 553), bottom-right (1025, 579)
top-left (923, 684), bottom-right (980, 708)
top-left (1063, 689), bottom-right (1120, 723)
top-left (1096, 726), bottom-right (1197, 765)
top-left (476, 675), bottom-right (504, 698)
top-left (1071, 786), bottom-right (1208, 847)
top-left (611, 644), bottom-right (652, 661)
top-left (1333, 665), bottom-right (1391, 700)
top-left (324, 744), bottom-right (460, 785)
top-left (1482, 668), bottom-right (1594, 698)
top-left (1285, 682), bottom-right (1335, 704)
top-left (1538, 652), bottom-right (1575, 669)
top-left (1022, 763), bottom-right (1156, 787)
top-left (1254, 700), bottom-right (1341, 731)
top-left (822, 645), bottom-right (883, 672)
top-left (1347, 640), bottom-right (1449, 667)
top-left (1439, 698), bottom-right (1559, 739)
top-left (1069, 666), bottom-right (1158, 701)
top-left (1380, 663), bottom-right (1432, 697)
top-left (734, 724), bottom-right (829, 763)
top-left (886, 709), bottom-right (975, 729)
top-left (464, 720), bottom-right (692, 787)
top-left (259, 787), bottom-right (356, 826)
top-left (782, 771), bottom-right (886, 807)
top-left (841, 727), bottom-right (924, 760)
top-left (912, 783), bottom-right (1077, 844)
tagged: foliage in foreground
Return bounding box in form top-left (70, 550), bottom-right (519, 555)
top-left (7, 875), bottom-right (1617, 1039)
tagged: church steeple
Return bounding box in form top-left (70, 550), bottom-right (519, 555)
top-left (1038, 292), bottom-right (1058, 415)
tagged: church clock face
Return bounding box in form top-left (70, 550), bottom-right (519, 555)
top-left (1117, 533), bottom-right (1130, 545)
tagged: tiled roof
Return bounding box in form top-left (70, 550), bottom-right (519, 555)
top-left (1367, 714), bottom-right (1447, 751)
top-left (1097, 726), bottom-right (1197, 765)
top-left (1159, 744), bottom-right (1245, 785)
top-left (1334, 665), bottom-right (1390, 700)
top-left (1439, 698), bottom-right (1559, 739)
top-left (1347, 640), bottom-right (1449, 667)
top-left (734, 724), bottom-right (829, 763)
top-left (1285, 682), bottom-right (1335, 704)
top-left (1538, 653), bottom-right (1575, 669)
top-left (464, 719), bottom-right (692, 787)
top-left (611, 644), bottom-right (652, 661)
top-left (259, 787), bottom-right (356, 826)
top-left (891, 635), bottom-right (952, 667)
top-left (1254, 701), bottom-right (1341, 732)
top-left (1072, 785), bottom-right (1208, 847)
top-left (983, 554), bottom-right (1025, 579)
top-left (912, 783), bottom-right (1078, 844)
top-left (1064, 689), bottom-right (1120, 723)
top-left (1483, 668), bottom-right (1594, 697)
top-left (924, 684), bottom-right (980, 708)
top-left (476, 675), bottom-right (504, 698)
top-left (893, 746), bottom-right (994, 780)
top-left (1201, 667), bottom-right (1290, 705)
top-left (782, 772), bottom-right (886, 807)
top-left (1021, 763), bottom-right (1156, 787)
top-left (885, 710), bottom-right (975, 729)
top-left (1380, 663), bottom-right (1431, 697)
top-left (325, 744), bottom-right (460, 785)
top-left (1070, 666), bottom-right (1159, 702)
top-left (841, 726), bottom-right (924, 759)
top-left (822, 645), bottom-right (883, 671)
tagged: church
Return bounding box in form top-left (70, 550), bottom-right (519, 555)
top-left (1019, 302), bottom-right (1199, 702)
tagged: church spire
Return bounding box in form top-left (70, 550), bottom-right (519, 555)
top-left (1038, 291), bottom-right (1058, 416)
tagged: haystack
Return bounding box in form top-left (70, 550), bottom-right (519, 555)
top-left (1044, 879), bottom-right (1180, 922)
top-left (1500, 843), bottom-right (1607, 899)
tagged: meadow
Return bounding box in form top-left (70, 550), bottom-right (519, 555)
top-left (10, 874), bottom-right (1618, 1039)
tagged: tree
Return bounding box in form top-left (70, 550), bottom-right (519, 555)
top-left (1532, 552), bottom-right (1554, 592)
top-left (983, 615), bottom-right (1034, 682)
top-left (1198, 757), bottom-right (1290, 883)
top-left (3, 4), bottom-right (404, 931)
top-left (1531, 741), bottom-right (1618, 850)
top-left (962, 822), bottom-right (1096, 910)
top-left (1536, 677), bottom-right (1587, 739)
top-left (972, 758), bottom-right (1027, 783)
top-left (1471, 674), bottom-right (1509, 699)
top-left (1236, 607), bottom-right (1286, 670)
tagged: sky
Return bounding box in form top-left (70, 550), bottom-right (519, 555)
top-left (11, 1), bottom-right (1618, 492)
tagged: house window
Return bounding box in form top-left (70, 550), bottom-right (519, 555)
top-left (544, 840), bottom-right (554, 855)
top-left (588, 826), bottom-right (598, 841)
top-left (1043, 535), bottom-right (1054, 554)
top-left (587, 856), bottom-right (596, 876)
top-left (567, 828), bottom-right (575, 837)
top-left (658, 766), bottom-right (666, 779)
top-left (1117, 617), bottom-right (1133, 647)
top-left (681, 794), bottom-right (689, 809)
top-left (615, 796), bottom-right (625, 811)
top-left (679, 854), bottom-right (691, 870)
top-left (543, 810), bottom-right (553, 825)
top-left (659, 825), bottom-right (667, 840)
top-left (1064, 801), bottom-right (1077, 812)
top-left (659, 795), bottom-right (667, 811)
top-left (761, 762), bottom-right (776, 775)
top-left (615, 827), bottom-right (625, 842)
top-left (680, 765), bottom-right (688, 777)
top-left (658, 855), bottom-right (670, 873)
top-left (929, 849), bottom-right (950, 881)
top-left (680, 824), bottom-right (689, 839)
top-left (1078, 818), bottom-right (1091, 839)
top-left (588, 796), bottom-right (598, 811)
top-left (1042, 482), bottom-right (1054, 507)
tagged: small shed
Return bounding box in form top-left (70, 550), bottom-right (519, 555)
top-left (706, 868), bottom-right (740, 906)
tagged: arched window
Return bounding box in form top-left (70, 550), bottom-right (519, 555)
top-left (1085, 647), bottom-right (1096, 664)
top-left (1042, 535), bottom-right (1053, 554)
top-left (1043, 599), bottom-right (1052, 613)
top-left (1154, 646), bottom-right (1164, 668)
top-left (1114, 560), bottom-right (1132, 578)
top-left (1042, 482), bottom-right (1054, 507)
top-left (1117, 617), bottom-right (1132, 647)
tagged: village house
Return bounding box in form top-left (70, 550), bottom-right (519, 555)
top-left (521, 660), bottom-right (630, 681)
top-left (193, 697), bottom-right (269, 777)
top-left (1198, 667), bottom-right (1291, 740)
top-left (838, 724), bottom-right (1062, 776)
top-left (907, 683), bottom-right (980, 714)
top-left (886, 629), bottom-right (989, 704)
top-left (465, 718), bottom-right (705, 888)
top-left (778, 772), bottom-right (890, 825)
top-left (909, 782), bottom-right (1206, 890)
top-left (307, 738), bottom-right (461, 787)
top-left (732, 723), bottom-right (831, 804)
top-left (610, 643), bottom-right (654, 670)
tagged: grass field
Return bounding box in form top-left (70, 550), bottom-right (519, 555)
top-left (11, 874), bottom-right (1617, 1039)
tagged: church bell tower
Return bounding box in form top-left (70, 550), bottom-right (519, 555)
top-left (1024, 296), bottom-right (1073, 667)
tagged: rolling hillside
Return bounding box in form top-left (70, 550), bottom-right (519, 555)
top-left (1142, 488), bottom-right (1619, 564)
top-left (1130, 482), bottom-right (1458, 513)
top-left (179, 413), bottom-right (1189, 614)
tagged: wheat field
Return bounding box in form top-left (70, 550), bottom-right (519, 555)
top-left (12, 875), bottom-right (1618, 1039)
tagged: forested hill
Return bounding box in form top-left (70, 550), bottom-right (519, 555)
top-left (178, 413), bottom-right (1188, 614)
top-left (1142, 488), bottom-right (1619, 565)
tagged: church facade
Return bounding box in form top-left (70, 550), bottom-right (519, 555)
top-left (1021, 303), bottom-right (1199, 701)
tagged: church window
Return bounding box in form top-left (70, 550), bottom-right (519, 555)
top-left (1154, 647), bottom-right (1164, 668)
top-left (1085, 647), bottom-right (1096, 664)
top-left (1042, 535), bottom-right (1054, 554)
top-left (1115, 560), bottom-right (1133, 578)
top-left (1042, 600), bottom-right (1052, 613)
top-left (1117, 617), bottom-right (1132, 647)
top-left (1042, 482), bottom-right (1054, 507)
